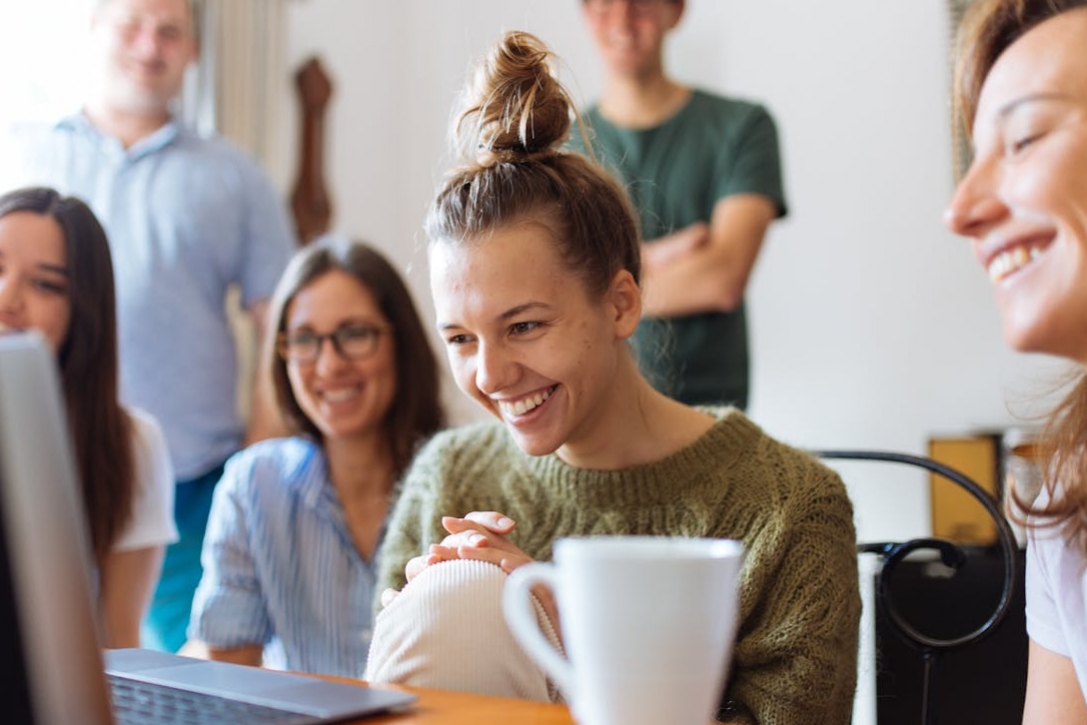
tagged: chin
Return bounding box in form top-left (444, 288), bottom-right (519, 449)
top-left (507, 429), bottom-right (562, 458)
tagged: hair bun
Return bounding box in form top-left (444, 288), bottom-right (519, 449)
top-left (456, 31), bottom-right (573, 167)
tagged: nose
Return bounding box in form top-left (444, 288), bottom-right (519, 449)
top-left (313, 336), bottom-right (351, 375)
top-left (130, 25), bottom-right (163, 57)
top-left (475, 340), bottom-right (515, 396)
top-left (944, 158), bottom-right (1008, 239)
top-left (0, 276), bottom-right (24, 315)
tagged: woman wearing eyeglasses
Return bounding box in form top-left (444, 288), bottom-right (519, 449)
top-left (188, 237), bottom-right (445, 677)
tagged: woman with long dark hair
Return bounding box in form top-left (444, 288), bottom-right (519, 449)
top-left (0, 186), bottom-right (176, 647)
top-left (189, 237), bottom-right (444, 677)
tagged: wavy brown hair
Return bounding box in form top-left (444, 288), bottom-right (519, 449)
top-left (953, 0), bottom-right (1087, 142)
top-left (425, 30), bottom-right (641, 301)
top-left (0, 187), bottom-right (134, 565)
top-left (952, 0), bottom-right (1087, 550)
top-left (266, 237), bottom-right (445, 479)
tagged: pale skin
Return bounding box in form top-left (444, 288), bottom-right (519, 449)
top-left (943, 8), bottom-right (1087, 724)
top-left (581, 0), bottom-right (778, 318)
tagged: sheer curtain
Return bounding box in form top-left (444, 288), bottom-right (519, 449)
top-left (184, 0), bottom-right (290, 175)
top-left (181, 0), bottom-right (295, 423)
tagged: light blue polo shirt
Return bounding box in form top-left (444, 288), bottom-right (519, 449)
top-left (5, 114), bottom-right (296, 478)
top-left (189, 438), bottom-right (380, 678)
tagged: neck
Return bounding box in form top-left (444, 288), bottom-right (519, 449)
top-left (323, 432), bottom-right (395, 504)
top-left (598, 69), bottom-right (690, 129)
top-left (556, 354), bottom-right (713, 470)
top-left (84, 101), bottom-right (171, 149)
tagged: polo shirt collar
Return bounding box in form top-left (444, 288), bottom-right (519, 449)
top-left (57, 111), bottom-right (183, 160)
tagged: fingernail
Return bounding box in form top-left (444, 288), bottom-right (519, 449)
top-left (470, 534), bottom-right (485, 545)
top-left (497, 516), bottom-right (514, 527)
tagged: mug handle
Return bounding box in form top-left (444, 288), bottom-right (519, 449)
top-left (502, 563), bottom-right (573, 698)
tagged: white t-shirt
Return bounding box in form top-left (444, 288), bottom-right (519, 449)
top-left (1025, 490), bottom-right (1087, 699)
top-left (112, 407), bottom-right (179, 552)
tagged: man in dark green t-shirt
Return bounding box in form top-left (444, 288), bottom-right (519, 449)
top-left (572, 0), bottom-right (787, 409)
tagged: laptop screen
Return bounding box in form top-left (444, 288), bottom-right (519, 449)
top-left (0, 333), bottom-right (113, 725)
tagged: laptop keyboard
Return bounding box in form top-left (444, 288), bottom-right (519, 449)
top-left (108, 674), bottom-right (319, 725)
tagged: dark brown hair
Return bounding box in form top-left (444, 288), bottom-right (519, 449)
top-left (0, 187), bottom-right (134, 565)
top-left (266, 237), bottom-right (445, 479)
top-left (951, 1), bottom-right (1087, 549)
top-left (425, 30), bottom-right (641, 300)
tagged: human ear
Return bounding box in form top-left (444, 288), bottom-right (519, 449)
top-left (665, 0), bottom-right (686, 31)
top-left (608, 269), bottom-right (642, 340)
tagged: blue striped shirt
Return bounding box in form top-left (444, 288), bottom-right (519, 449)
top-left (189, 438), bottom-right (380, 677)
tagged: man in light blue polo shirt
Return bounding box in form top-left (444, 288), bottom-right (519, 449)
top-left (3, 0), bottom-right (297, 651)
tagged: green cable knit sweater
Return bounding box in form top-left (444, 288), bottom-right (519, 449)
top-left (377, 408), bottom-right (860, 725)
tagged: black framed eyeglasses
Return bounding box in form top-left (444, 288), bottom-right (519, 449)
top-left (277, 323), bottom-right (389, 363)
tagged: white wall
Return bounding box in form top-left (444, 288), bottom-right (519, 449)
top-left (282, 0), bottom-right (1065, 544)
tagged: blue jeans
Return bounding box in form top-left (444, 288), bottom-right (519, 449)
top-left (141, 462), bottom-right (226, 652)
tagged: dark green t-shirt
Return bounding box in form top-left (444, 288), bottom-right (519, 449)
top-left (572, 90), bottom-right (787, 408)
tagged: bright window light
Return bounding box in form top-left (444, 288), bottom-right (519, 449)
top-left (0, 0), bottom-right (94, 128)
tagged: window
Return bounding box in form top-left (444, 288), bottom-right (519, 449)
top-left (0, 0), bottom-right (93, 128)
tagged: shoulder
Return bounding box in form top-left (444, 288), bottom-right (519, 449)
top-left (701, 407), bottom-right (850, 507)
top-left (686, 90), bottom-right (777, 138)
top-left (169, 127), bottom-right (276, 183)
top-left (125, 407), bottom-right (173, 483)
top-left (690, 89), bottom-right (772, 120)
top-left (401, 421), bottom-right (520, 490)
top-left (127, 406), bottom-right (166, 449)
top-left (219, 437), bottom-right (323, 497)
top-left (413, 420), bottom-right (515, 463)
top-left (115, 407), bottom-right (178, 551)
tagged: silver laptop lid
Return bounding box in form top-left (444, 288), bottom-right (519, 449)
top-left (0, 332), bottom-right (113, 725)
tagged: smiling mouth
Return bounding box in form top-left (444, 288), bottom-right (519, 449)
top-left (497, 385), bottom-right (557, 418)
top-left (987, 238), bottom-right (1052, 283)
top-left (323, 386), bottom-right (361, 403)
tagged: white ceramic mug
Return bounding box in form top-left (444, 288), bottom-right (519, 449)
top-left (503, 536), bottom-right (744, 725)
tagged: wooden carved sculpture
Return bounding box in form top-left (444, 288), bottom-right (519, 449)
top-left (291, 56), bottom-right (334, 245)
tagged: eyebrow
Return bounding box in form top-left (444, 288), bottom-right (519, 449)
top-left (36, 262), bottom-right (69, 277)
top-left (0, 252), bottom-right (69, 277)
top-left (996, 92), bottom-right (1075, 119)
top-left (437, 301), bottom-right (553, 331)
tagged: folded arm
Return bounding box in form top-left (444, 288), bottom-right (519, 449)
top-left (641, 194), bottom-right (777, 319)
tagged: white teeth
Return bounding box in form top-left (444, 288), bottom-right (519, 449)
top-left (323, 388), bottom-right (359, 403)
top-left (988, 243), bottom-right (1046, 283)
top-left (498, 387), bottom-right (553, 418)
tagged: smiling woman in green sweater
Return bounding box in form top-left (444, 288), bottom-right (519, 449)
top-left (364, 30), bottom-right (860, 725)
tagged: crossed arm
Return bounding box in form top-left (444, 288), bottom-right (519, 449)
top-left (640, 193), bottom-right (778, 319)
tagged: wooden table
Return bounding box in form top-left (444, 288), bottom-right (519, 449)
top-left (328, 678), bottom-right (576, 724)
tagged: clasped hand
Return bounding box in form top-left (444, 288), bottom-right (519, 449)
top-left (379, 511), bottom-right (533, 608)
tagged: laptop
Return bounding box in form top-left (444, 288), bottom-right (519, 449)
top-left (0, 333), bottom-right (416, 724)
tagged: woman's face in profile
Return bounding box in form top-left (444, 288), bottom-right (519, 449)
top-left (945, 9), bottom-right (1087, 363)
top-left (0, 211), bottom-right (72, 354)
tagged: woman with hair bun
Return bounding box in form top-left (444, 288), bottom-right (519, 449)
top-left (365, 31), bottom-right (859, 724)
